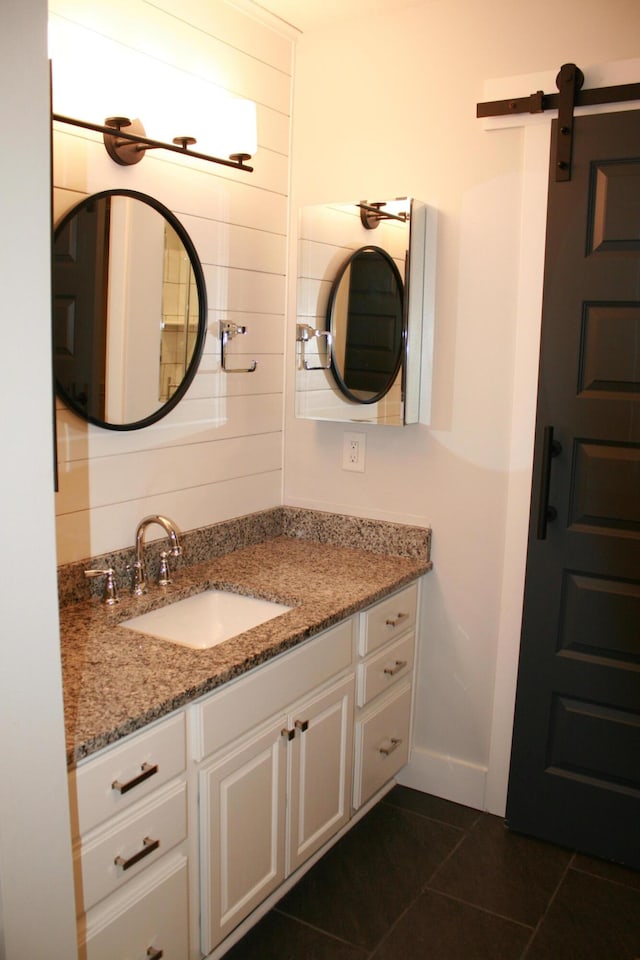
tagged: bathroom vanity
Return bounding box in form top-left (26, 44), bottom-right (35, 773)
top-left (61, 511), bottom-right (430, 959)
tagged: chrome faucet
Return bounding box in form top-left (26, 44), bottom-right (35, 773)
top-left (130, 515), bottom-right (182, 595)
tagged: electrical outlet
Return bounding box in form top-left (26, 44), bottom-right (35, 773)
top-left (342, 432), bottom-right (366, 472)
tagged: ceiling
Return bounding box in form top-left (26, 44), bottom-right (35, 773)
top-left (250, 0), bottom-right (426, 33)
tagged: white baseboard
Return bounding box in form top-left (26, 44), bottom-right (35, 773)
top-left (397, 747), bottom-right (487, 811)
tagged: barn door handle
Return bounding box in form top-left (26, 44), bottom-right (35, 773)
top-left (536, 425), bottom-right (561, 540)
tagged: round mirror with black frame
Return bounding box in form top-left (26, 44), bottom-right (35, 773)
top-left (52, 188), bottom-right (207, 431)
top-left (325, 245), bottom-right (404, 405)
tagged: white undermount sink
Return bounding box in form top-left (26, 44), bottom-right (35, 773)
top-left (120, 589), bottom-right (292, 650)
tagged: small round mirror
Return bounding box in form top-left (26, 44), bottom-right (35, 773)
top-left (326, 245), bottom-right (404, 404)
top-left (52, 189), bottom-right (207, 430)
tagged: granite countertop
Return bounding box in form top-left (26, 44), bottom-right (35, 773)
top-left (61, 531), bottom-right (431, 767)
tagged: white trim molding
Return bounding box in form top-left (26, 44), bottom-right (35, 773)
top-left (398, 747), bottom-right (487, 812)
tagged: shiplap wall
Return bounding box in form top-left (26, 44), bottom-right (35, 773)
top-left (50, 0), bottom-right (293, 564)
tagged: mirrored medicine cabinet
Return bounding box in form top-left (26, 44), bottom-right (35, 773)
top-left (52, 189), bottom-right (207, 431)
top-left (295, 197), bottom-right (435, 426)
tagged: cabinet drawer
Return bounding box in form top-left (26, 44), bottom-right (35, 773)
top-left (357, 632), bottom-right (415, 707)
top-left (83, 853), bottom-right (188, 960)
top-left (194, 618), bottom-right (354, 760)
top-left (354, 681), bottom-right (412, 809)
top-left (70, 712), bottom-right (186, 837)
top-left (75, 779), bottom-right (187, 913)
top-left (359, 583), bottom-right (417, 656)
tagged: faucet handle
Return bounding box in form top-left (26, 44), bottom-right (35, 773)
top-left (84, 568), bottom-right (120, 605)
top-left (158, 551), bottom-right (172, 587)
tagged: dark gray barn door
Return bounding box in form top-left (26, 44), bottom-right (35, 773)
top-left (506, 109), bottom-right (640, 867)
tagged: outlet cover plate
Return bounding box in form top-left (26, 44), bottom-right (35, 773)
top-left (342, 432), bottom-right (366, 472)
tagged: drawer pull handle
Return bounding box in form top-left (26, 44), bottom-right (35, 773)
top-left (379, 737), bottom-right (402, 757)
top-left (295, 719), bottom-right (309, 733)
top-left (147, 949), bottom-right (164, 960)
top-left (281, 727), bottom-right (295, 741)
top-left (385, 612), bottom-right (409, 628)
top-left (112, 762), bottom-right (158, 795)
top-left (384, 660), bottom-right (408, 677)
top-left (114, 836), bottom-right (160, 871)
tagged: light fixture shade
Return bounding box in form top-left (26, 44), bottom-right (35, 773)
top-left (226, 99), bottom-right (257, 158)
top-left (194, 96), bottom-right (257, 160)
top-left (384, 198), bottom-right (411, 217)
top-left (149, 90), bottom-right (257, 161)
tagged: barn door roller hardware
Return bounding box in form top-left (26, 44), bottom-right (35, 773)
top-left (477, 63), bottom-right (640, 182)
top-left (555, 63), bottom-right (583, 181)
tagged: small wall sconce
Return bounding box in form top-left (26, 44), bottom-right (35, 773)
top-left (358, 200), bottom-right (410, 230)
top-left (52, 104), bottom-right (256, 173)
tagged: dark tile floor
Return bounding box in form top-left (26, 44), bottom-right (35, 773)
top-left (224, 785), bottom-right (640, 960)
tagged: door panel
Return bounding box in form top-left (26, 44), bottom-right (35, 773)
top-left (589, 160), bottom-right (640, 253)
top-left (579, 304), bottom-right (640, 396)
top-left (558, 573), bottom-right (640, 661)
top-left (200, 719), bottom-right (287, 953)
top-left (571, 441), bottom-right (640, 529)
top-left (507, 109), bottom-right (640, 868)
top-left (288, 675), bottom-right (354, 874)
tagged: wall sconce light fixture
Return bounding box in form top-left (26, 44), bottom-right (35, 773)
top-left (358, 199), bottom-right (410, 230)
top-left (52, 107), bottom-right (256, 172)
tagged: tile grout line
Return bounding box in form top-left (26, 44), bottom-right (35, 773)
top-left (423, 810), bottom-right (484, 890)
top-left (518, 851), bottom-right (576, 959)
top-left (365, 814), bottom-right (479, 959)
top-left (272, 801), bottom-right (477, 960)
top-left (271, 907), bottom-right (369, 957)
top-left (383, 794), bottom-right (484, 835)
top-left (421, 885), bottom-right (537, 932)
top-left (569, 861), bottom-right (640, 892)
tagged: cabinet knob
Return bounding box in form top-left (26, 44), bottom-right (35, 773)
top-left (379, 737), bottom-right (402, 757)
top-left (281, 727), bottom-right (295, 741)
top-left (147, 948), bottom-right (164, 960)
top-left (295, 719), bottom-right (309, 733)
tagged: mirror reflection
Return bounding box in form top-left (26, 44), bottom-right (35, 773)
top-left (158, 224), bottom-right (201, 403)
top-left (327, 245), bottom-right (404, 404)
top-left (53, 189), bottom-right (207, 430)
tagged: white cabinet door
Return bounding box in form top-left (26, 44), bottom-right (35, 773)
top-left (199, 718), bottom-right (288, 954)
top-left (287, 675), bottom-right (354, 874)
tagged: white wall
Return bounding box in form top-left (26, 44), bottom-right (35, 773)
top-left (50, 0), bottom-right (294, 564)
top-left (0, 1), bottom-right (77, 956)
top-left (284, 0), bottom-right (640, 812)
